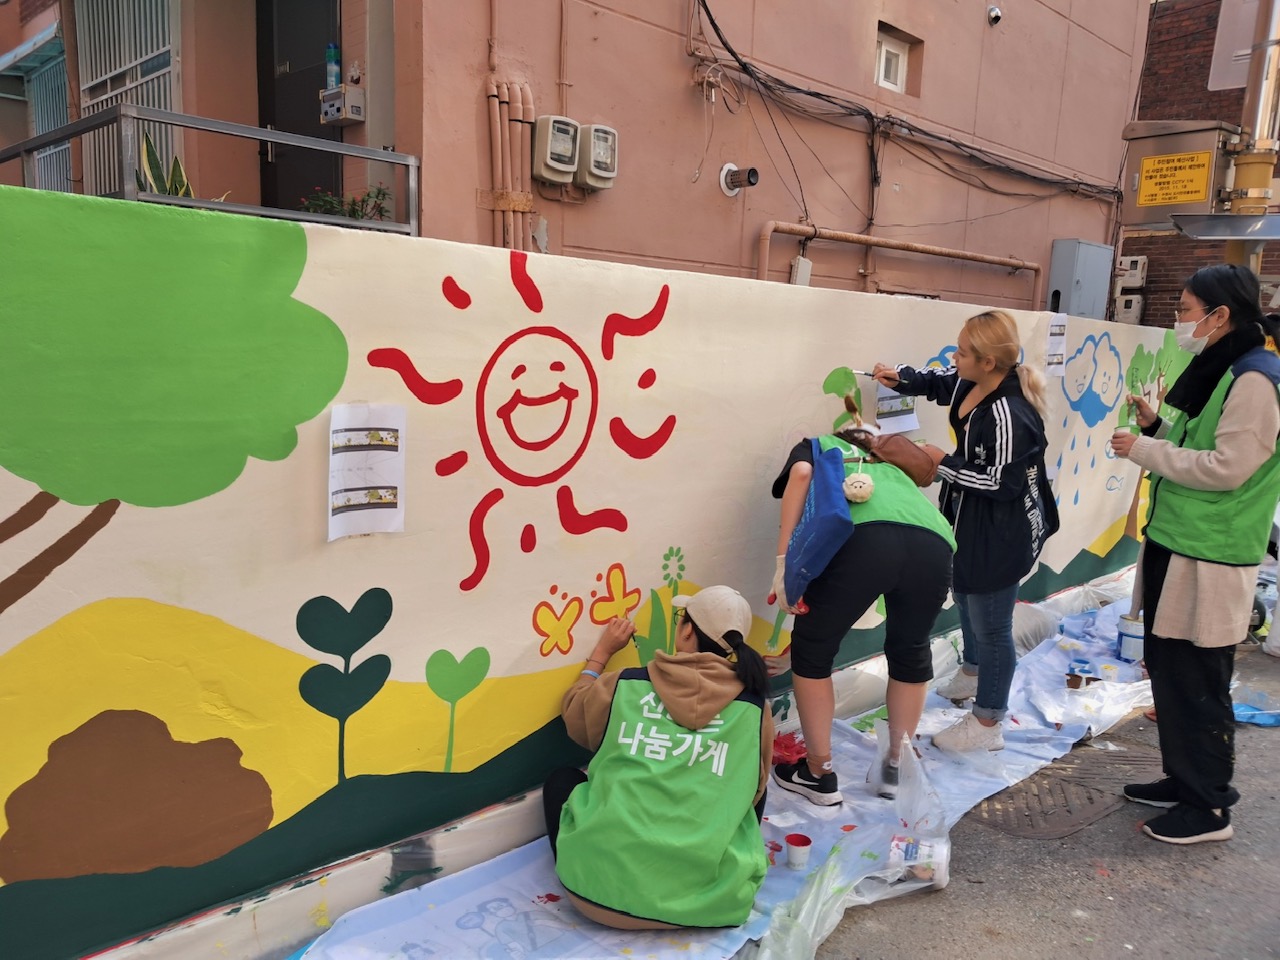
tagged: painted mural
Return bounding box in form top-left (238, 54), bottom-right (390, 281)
top-left (0, 186), bottom-right (1177, 958)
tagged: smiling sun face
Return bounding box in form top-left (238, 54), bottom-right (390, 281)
top-left (478, 327), bottom-right (598, 486)
top-left (368, 251), bottom-right (678, 591)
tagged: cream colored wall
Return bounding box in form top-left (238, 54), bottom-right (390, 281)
top-left (178, 0), bottom-right (260, 205)
top-left (395, 0), bottom-right (1146, 309)
top-left (0, 188), bottom-right (1165, 954)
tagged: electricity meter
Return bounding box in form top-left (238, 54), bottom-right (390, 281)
top-left (532, 116), bottom-right (580, 184)
top-left (573, 124), bottom-right (618, 191)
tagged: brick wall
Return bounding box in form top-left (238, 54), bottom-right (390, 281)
top-left (1119, 233), bottom-right (1280, 327)
top-left (1121, 0), bottom-right (1263, 325)
top-left (1137, 0), bottom-right (1243, 124)
top-left (19, 0), bottom-right (57, 24)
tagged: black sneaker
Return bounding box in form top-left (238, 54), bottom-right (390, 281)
top-left (1123, 777), bottom-right (1180, 808)
top-left (772, 759), bottom-right (842, 806)
top-left (1142, 804), bottom-right (1233, 845)
top-left (868, 759), bottom-right (900, 800)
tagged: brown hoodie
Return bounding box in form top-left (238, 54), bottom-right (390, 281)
top-left (561, 650), bottom-right (773, 804)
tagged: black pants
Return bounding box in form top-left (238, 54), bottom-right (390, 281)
top-left (791, 523), bottom-right (952, 682)
top-left (1142, 540), bottom-right (1239, 812)
top-left (542, 767), bottom-right (767, 859)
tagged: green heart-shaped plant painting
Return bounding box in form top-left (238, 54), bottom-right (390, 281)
top-left (296, 587), bottom-right (394, 782)
top-left (425, 647), bottom-right (491, 772)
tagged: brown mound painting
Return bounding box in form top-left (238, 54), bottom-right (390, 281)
top-left (0, 709), bottom-right (273, 882)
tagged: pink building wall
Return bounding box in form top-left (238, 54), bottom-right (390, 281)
top-left (0, 2), bottom-right (1147, 310)
top-left (177, 0), bottom-right (260, 207)
top-left (388, 0), bottom-right (1147, 309)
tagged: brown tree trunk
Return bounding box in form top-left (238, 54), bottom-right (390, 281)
top-left (0, 500), bottom-right (120, 615)
top-left (0, 491), bottom-right (60, 545)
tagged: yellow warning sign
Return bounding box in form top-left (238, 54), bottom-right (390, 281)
top-left (1137, 151), bottom-right (1212, 206)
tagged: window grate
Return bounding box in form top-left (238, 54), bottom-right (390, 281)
top-left (28, 56), bottom-right (73, 192)
top-left (74, 0), bottom-right (174, 195)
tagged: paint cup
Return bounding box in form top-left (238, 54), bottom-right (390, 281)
top-left (1117, 615), bottom-right (1144, 663)
top-left (1065, 657), bottom-right (1095, 689)
top-left (784, 832), bottom-right (812, 870)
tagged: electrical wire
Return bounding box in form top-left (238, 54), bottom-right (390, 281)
top-left (744, 94), bottom-right (806, 214)
top-left (693, 0), bottom-right (1121, 205)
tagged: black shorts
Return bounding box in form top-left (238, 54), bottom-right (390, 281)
top-left (789, 522), bottom-right (952, 683)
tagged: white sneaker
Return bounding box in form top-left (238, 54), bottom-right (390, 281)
top-left (933, 713), bottom-right (1004, 752)
top-left (936, 670), bottom-right (978, 702)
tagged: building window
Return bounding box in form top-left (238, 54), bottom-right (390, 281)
top-left (875, 24), bottom-right (922, 97)
top-left (876, 34), bottom-right (909, 93)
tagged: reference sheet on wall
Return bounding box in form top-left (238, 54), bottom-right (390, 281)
top-left (328, 403), bottom-right (407, 540)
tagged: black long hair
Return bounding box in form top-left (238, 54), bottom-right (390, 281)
top-left (685, 615), bottom-right (771, 704)
top-left (1184, 264), bottom-right (1280, 343)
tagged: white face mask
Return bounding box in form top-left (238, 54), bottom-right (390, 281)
top-left (1174, 320), bottom-right (1209, 355)
top-left (1174, 310), bottom-right (1221, 355)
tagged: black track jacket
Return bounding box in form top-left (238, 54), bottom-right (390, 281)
top-left (892, 364), bottom-right (1059, 593)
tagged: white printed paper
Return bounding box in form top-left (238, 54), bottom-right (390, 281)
top-left (875, 382), bottom-right (919, 434)
top-left (1046, 314), bottom-right (1068, 377)
top-left (328, 404), bottom-right (406, 541)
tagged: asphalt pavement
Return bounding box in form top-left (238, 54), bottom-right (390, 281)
top-left (817, 642), bottom-right (1280, 960)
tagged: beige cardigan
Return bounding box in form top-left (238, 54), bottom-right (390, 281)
top-left (1127, 371), bottom-right (1279, 647)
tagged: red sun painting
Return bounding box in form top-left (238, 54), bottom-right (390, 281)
top-left (369, 251), bottom-right (676, 591)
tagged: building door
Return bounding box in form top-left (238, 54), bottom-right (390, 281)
top-left (256, 0), bottom-right (341, 212)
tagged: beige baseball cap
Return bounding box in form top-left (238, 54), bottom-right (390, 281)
top-left (671, 585), bottom-right (753, 654)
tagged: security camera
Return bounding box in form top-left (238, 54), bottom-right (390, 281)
top-left (987, 5), bottom-right (1002, 25)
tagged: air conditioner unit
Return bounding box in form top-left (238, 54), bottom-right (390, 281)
top-left (1114, 293), bottom-right (1144, 324)
top-left (1115, 254), bottom-right (1148, 289)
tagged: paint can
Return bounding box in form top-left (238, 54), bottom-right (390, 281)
top-left (1117, 615), bottom-right (1144, 663)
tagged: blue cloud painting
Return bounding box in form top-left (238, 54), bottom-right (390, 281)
top-left (1061, 332), bottom-right (1123, 426)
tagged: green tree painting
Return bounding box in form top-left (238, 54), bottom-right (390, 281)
top-left (0, 187), bottom-right (348, 615)
top-left (823, 367), bottom-right (865, 431)
top-left (1121, 330), bottom-right (1189, 536)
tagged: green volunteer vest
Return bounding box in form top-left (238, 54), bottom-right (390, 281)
top-left (818, 435), bottom-right (957, 551)
top-left (1145, 369), bottom-right (1280, 564)
top-left (554, 671), bottom-right (766, 927)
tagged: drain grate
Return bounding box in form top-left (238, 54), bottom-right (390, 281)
top-left (969, 742), bottom-right (1164, 839)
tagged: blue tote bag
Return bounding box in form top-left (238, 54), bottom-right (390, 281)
top-left (784, 437), bottom-right (855, 606)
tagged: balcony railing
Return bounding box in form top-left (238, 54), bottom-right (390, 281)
top-left (0, 102), bottom-right (420, 235)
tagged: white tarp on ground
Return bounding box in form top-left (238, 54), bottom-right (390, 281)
top-left (298, 618), bottom-right (1154, 960)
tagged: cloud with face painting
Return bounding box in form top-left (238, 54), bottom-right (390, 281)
top-left (1060, 333), bottom-right (1123, 426)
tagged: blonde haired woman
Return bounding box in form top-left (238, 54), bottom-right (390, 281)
top-left (872, 310), bottom-right (1058, 752)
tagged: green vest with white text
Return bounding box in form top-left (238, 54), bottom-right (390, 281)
top-left (554, 669), bottom-right (766, 928)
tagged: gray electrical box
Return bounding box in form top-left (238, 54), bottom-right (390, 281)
top-left (1045, 239), bottom-right (1114, 320)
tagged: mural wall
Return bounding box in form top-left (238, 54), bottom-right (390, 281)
top-left (0, 187), bottom-right (1180, 958)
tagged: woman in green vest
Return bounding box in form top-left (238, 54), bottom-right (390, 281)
top-left (543, 585), bottom-right (772, 929)
top-left (768, 396), bottom-right (955, 805)
top-left (1111, 263), bottom-right (1280, 845)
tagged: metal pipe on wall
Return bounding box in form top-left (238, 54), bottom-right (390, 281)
top-left (1229, 0), bottom-right (1280, 267)
top-left (497, 82), bottom-right (514, 249)
top-left (521, 83), bottom-right (535, 252)
top-left (508, 83), bottom-right (525, 251)
top-left (757, 221), bottom-right (1044, 308)
top-left (486, 80), bottom-right (504, 247)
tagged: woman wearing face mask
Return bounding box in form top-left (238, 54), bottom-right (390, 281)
top-left (1111, 263), bottom-right (1280, 845)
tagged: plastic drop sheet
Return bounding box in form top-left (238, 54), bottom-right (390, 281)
top-left (300, 627), bottom-right (1153, 960)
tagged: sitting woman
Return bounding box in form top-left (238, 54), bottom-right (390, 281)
top-left (543, 586), bottom-right (772, 930)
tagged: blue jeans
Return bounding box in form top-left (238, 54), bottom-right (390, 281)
top-left (954, 584), bottom-right (1019, 721)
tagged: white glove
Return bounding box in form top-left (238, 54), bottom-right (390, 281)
top-left (771, 555), bottom-right (792, 612)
